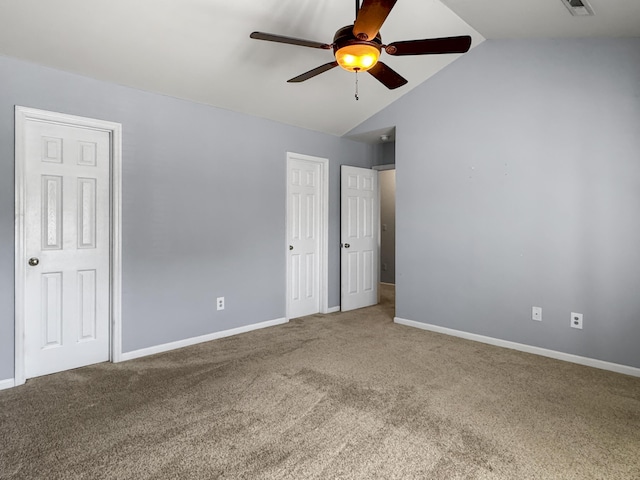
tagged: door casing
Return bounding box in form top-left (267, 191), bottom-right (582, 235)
top-left (14, 106), bottom-right (123, 386)
top-left (285, 152), bottom-right (329, 319)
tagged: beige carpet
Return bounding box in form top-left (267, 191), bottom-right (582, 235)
top-left (1, 285), bottom-right (639, 479)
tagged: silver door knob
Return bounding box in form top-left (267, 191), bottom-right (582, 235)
top-left (289, 245), bottom-right (294, 250)
top-left (344, 243), bottom-right (350, 248)
top-left (28, 257), bottom-right (39, 266)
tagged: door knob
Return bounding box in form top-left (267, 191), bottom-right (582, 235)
top-left (344, 243), bottom-right (350, 249)
top-left (289, 245), bottom-right (294, 250)
top-left (28, 257), bottom-right (39, 266)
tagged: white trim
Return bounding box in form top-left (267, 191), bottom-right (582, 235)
top-left (14, 106), bottom-right (123, 385)
top-left (0, 378), bottom-right (16, 391)
top-left (14, 108), bottom-right (27, 386)
top-left (326, 306), bottom-right (340, 314)
top-left (320, 157), bottom-right (329, 314)
top-left (285, 152), bottom-right (329, 319)
top-left (380, 282), bottom-right (396, 286)
top-left (394, 317), bottom-right (640, 378)
top-left (110, 120), bottom-right (123, 363)
top-left (121, 317), bottom-right (288, 362)
top-left (374, 169), bottom-right (380, 307)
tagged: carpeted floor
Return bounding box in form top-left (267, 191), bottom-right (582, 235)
top-left (1, 285), bottom-right (639, 479)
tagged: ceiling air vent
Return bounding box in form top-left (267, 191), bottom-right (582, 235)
top-left (561, 0), bottom-right (595, 16)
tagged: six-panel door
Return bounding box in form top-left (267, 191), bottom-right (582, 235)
top-left (24, 120), bottom-right (110, 378)
top-left (341, 165), bottom-right (379, 312)
top-left (288, 158), bottom-right (321, 319)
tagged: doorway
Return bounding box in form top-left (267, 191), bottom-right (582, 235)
top-left (372, 132), bottom-right (396, 318)
top-left (14, 107), bottom-right (122, 386)
top-left (377, 166), bottom-right (396, 318)
top-left (341, 128), bottom-right (396, 317)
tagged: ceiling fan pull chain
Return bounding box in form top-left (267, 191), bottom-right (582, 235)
top-left (355, 70), bottom-right (359, 101)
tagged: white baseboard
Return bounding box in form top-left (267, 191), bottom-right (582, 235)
top-left (326, 306), bottom-right (340, 314)
top-left (0, 378), bottom-right (15, 390)
top-left (394, 317), bottom-right (640, 378)
top-left (120, 317), bottom-right (288, 362)
top-left (380, 282), bottom-right (396, 286)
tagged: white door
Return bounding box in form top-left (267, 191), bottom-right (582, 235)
top-left (287, 157), bottom-right (322, 319)
top-left (341, 166), bottom-right (379, 312)
top-left (23, 119), bottom-right (111, 378)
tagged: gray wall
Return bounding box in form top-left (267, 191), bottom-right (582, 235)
top-left (349, 38), bottom-right (640, 369)
top-left (0, 55), bottom-right (372, 381)
top-left (380, 169), bottom-right (396, 284)
top-left (373, 141), bottom-right (395, 167)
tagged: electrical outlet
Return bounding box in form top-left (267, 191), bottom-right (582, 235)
top-left (217, 297), bottom-right (225, 311)
top-left (532, 306), bottom-right (542, 321)
top-left (571, 312), bottom-right (583, 329)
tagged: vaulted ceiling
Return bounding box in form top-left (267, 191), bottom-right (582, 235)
top-left (0, 0), bottom-right (638, 136)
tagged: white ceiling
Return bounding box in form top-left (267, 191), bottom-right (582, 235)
top-left (0, 0), bottom-right (637, 137)
top-left (442, 0), bottom-right (640, 39)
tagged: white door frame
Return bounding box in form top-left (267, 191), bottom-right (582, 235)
top-left (373, 165), bottom-right (395, 301)
top-left (285, 152), bottom-right (329, 319)
top-left (14, 106), bottom-right (123, 386)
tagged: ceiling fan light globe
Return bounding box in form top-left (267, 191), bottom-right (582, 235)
top-left (361, 55), bottom-right (375, 68)
top-left (343, 54), bottom-right (356, 65)
top-left (335, 44), bottom-right (380, 72)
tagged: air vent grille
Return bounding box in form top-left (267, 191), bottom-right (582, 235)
top-left (561, 0), bottom-right (595, 16)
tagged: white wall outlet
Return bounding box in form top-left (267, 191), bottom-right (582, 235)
top-left (571, 312), bottom-right (583, 329)
top-left (217, 297), bottom-right (225, 311)
top-left (532, 306), bottom-right (542, 321)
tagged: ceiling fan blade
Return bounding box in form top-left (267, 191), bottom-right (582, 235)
top-left (250, 32), bottom-right (331, 50)
top-left (385, 36), bottom-right (472, 56)
top-left (353, 0), bottom-right (398, 40)
top-left (288, 62), bottom-right (339, 83)
top-left (367, 61), bottom-right (407, 90)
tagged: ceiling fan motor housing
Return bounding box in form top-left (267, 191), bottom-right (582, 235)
top-left (333, 25), bottom-right (382, 72)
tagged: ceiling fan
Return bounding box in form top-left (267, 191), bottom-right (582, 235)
top-left (250, 0), bottom-right (472, 91)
